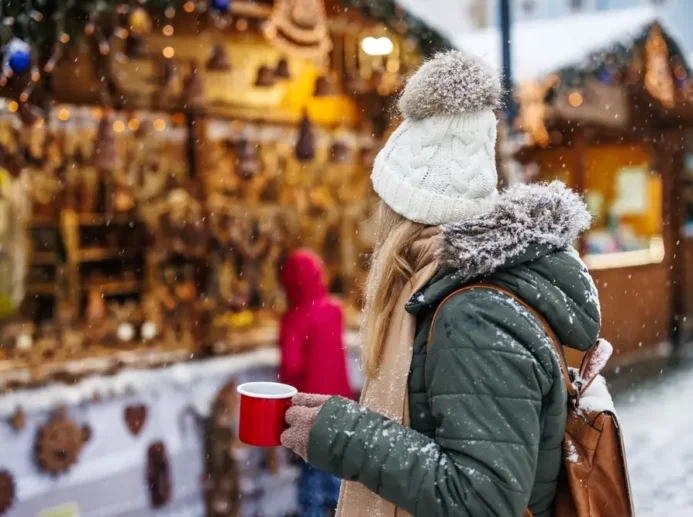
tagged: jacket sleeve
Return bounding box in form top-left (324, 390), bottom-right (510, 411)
top-left (307, 290), bottom-right (556, 517)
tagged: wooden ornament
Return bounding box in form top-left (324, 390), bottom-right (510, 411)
top-left (9, 408), bottom-right (25, 432)
top-left (35, 411), bottom-right (90, 475)
top-left (147, 441), bottom-right (172, 508)
top-left (255, 65), bottom-right (276, 87)
top-left (274, 57), bottom-right (291, 79)
top-left (206, 45), bottom-right (231, 71)
top-left (184, 60), bottom-right (206, 110)
top-left (236, 139), bottom-right (260, 180)
top-left (313, 74), bottom-right (334, 96)
top-left (295, 112), bottom-right (315, 161)
top-left (0, 470), bottom-right (14, 516)
top-left (95, 116), bottom-right (118, 172)
top-left (125, 34), bottom-right (149, 60)
top-left (124, 404), bottom-right (148, 436)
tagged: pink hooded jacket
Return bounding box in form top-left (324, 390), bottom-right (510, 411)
top-left (279, 250), bottom-right (353, 399)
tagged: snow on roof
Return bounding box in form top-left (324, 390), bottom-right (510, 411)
top-left (453, 6), bottom-right (661, 82)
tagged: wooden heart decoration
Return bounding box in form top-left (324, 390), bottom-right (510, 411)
top-left (124, 405), bottom-right (148, 436)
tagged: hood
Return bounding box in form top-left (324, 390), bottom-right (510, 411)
top-left (282, 249), bottom-right (327, 308)
top-left (407, 181), bottom-right (600, 352)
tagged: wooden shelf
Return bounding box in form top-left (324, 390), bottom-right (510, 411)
top-left (26, 283), bottom-right (56, 296)
top-left (82, 280), bottom-right (141, 296)
top-left (77, 248), bottom-right (139, 262)
top-left (28, 217), bottom-right (58, 229)
top-left (77, 213), bottom-right (140, 227)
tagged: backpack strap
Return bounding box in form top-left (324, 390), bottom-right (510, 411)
top-left (426, 283), bottom-right (577, 399)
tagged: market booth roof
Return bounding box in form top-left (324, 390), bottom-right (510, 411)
top-left (453, 5), bottom-right (664, 82)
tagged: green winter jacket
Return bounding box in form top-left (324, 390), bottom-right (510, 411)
top-left (307, 183), bottom-right (601, 517)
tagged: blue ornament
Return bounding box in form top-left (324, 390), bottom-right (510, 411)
top-left (211, 0), bottom-right (230, 12)
top-left (4, 39), bottom-right (32, 75)
top-left (597, 67), bottom-right (613, 85)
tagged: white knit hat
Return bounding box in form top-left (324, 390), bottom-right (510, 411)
top-left (371, 51), bottom-right (502, 225)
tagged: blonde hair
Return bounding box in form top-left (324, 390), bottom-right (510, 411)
top-left (361, 201), bottom-right (426, 378)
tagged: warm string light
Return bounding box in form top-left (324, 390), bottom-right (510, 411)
top-left (153, 119), bottom-right (167, 131)
top-left (162, 46), bottom-right (175, 58)
top-left (115, 28), bottom-right (129, 39)
top-left (60, 33), bottom-right (70, 44)
top-left (58, 108), bottom-right (70, 121)
top-left (8, 101), bottom-right (18, 113)
top-left (163, 25), bottom-right (174, 36)
top-left (113, 120), bottom-right (126, 133)
top-left (31, 68), bottom-right (40, 82)
top-left (183, 1), bottom-right (195, 13)
top-left (128, 118), bottom-right (140, 131)
top-left (165, 7), bottom-right (176, 19)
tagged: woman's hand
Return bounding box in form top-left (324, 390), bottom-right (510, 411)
top-left (280, 393), bottom-right (330, 461)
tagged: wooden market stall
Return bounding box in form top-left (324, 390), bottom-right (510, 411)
top-left (0, 2), bottom-right (449, 516)
top-left (513, 21), bottom-right (693, 362)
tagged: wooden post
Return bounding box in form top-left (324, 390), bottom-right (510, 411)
top-left (572, 127), bottom-right (588, 256)
top-left (661, 130), bottom-right (686, 350)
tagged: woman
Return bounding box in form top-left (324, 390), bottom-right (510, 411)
top-left (281, 51), bottom-right (600, 517)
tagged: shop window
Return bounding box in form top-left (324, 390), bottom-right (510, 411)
top-left (533, 143), bottom-right (664, 269)
top-left (582, 145), bottom-right (663, 268)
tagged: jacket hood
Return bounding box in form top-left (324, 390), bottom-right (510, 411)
top-left (407, 181), bottom-right (600, 352)
top-left (282, 249), bottom-right (327, 308)
top-left (437, 181), bottom-right (591, 281)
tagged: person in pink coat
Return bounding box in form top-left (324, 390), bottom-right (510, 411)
top-left (279, 249), bottom-right (352, 399)
top-left (279, 249), bottom-right (352, 516)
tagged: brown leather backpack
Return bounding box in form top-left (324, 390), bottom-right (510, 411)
top-left (429, 284), bottom-right (635, 517)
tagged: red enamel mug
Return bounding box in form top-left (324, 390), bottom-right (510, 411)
top-left (237, 382), bottom-right (297, 447)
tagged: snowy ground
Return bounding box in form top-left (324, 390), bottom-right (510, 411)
top-left (615, 362), bottom-right (693, 517)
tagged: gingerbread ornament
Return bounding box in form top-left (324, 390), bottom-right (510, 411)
top-left (35, 410), bottom-right (90, 475)
top-left (0, 470), bottom-right (14, 516)
top-left (146, 441), bottom-right (172, 508)
top-left (124, 404), bottom-right (148, 436)
top-left (9, 408), bottom-right (25, 432)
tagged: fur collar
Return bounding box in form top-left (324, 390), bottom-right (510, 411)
top-left (437, 181), bottom-right (591, 282)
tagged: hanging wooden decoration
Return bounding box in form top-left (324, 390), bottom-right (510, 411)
top-left (124, 404), bottom-right (148, 436)
top-left (206, 45), bottom-right (231, 71)
top-left (295, 112), bottom-right (315, 161)
top-left (146, 441), bottom-right (172, 508)
top-left (262, 0), bottom-right (332, 63)
top-left (313, 75), bottom-right (334, 97)
top-left (644, 24), bottom-right (675, 108)
top-left (236, 139), bottom-right (260, 180)
top-left (9, 407), bottom-right (25, 432)
top-left (124, 34), bottom-right (149, 60)
top-left (183, 60), bottom-right (206, 110)
top-left (35, 410), bottom-right (90, 475)
top-left (0, 470), bottom-right (14, 516)
top-left (274, 57), bottom-right (291, 79)
top-left (94, 115), bottom-right (119, 172)
top-left (204, 380), bottom-right (240, 517)
top-left (255, 65), bottom-right (276, 87)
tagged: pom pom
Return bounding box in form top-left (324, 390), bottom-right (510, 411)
top-left (398, 50), bottom-right (502, 121)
